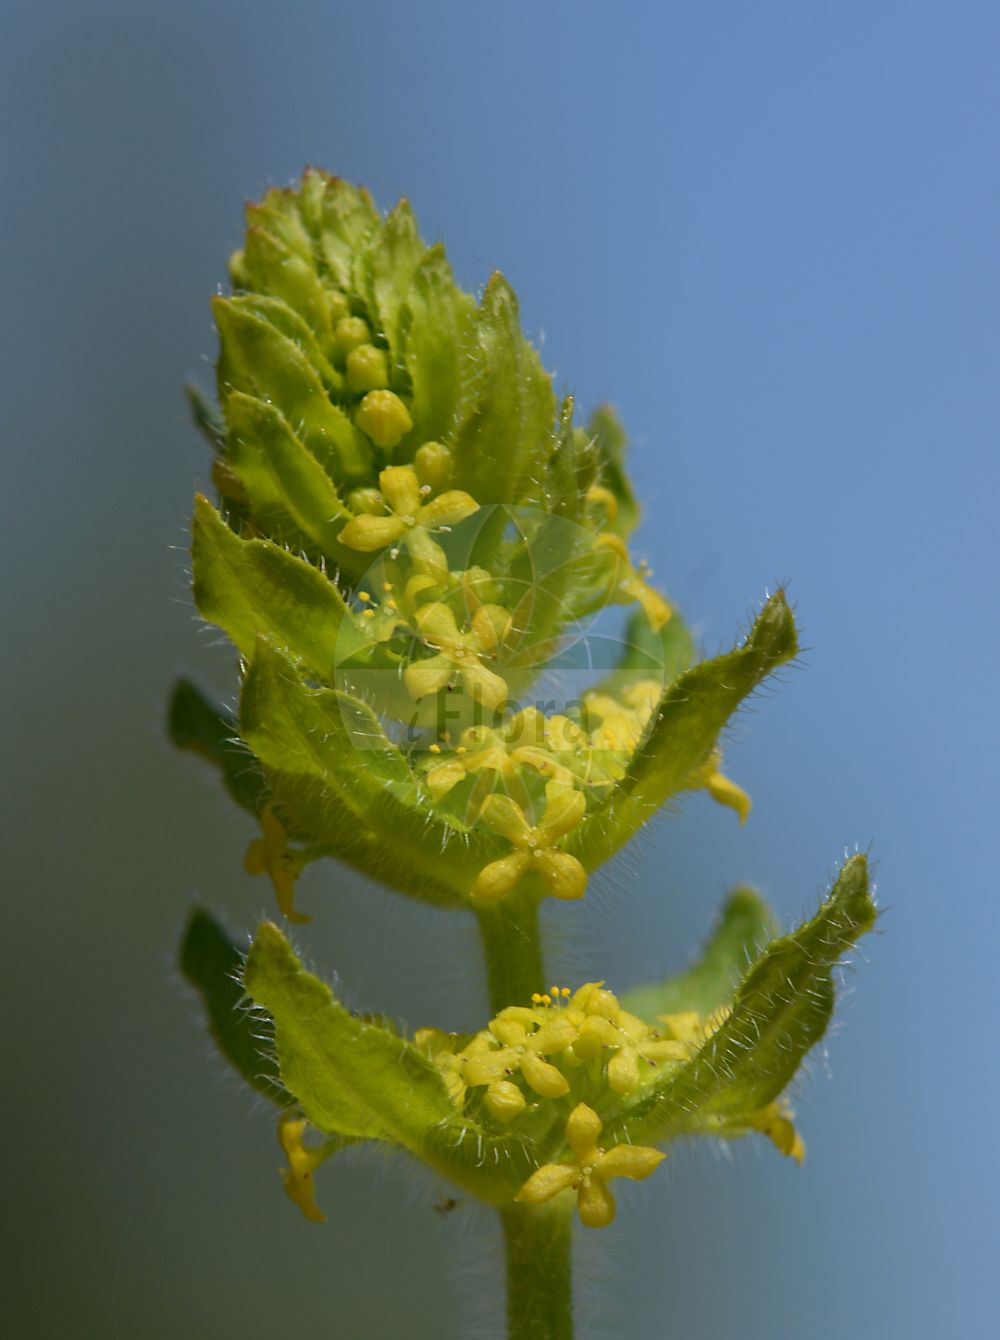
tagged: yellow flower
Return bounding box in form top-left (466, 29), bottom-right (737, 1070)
top-left (471, 791), bottom-right (588, 903)
top-left (458, 1008), bottom-right (580, 1117)
top-left (595, 532), bottom-right (672, 631)
top-left (404, 600), bottom-right (512, 712)
top-left (422, 709), bottom-right (561, 814)
top-left (424, 723), bottom-right (532, 812)
top-left (277, 1113), bottom-right (327, 1223)
top-left (337, 464), bottom-right (478, 573)
top-left (244, 801), bottom-right (309, 923)
top-left (749, 1098), bottom-right (806, 1164)
top-left (515, 1103), bottom-right (665, 1228)
top-left (570, 986), bottom-right (689, 1093)
top-left (657, 1005), bottom-right (732, 1051)
top-left (688, 748), bottom-right (752, 824)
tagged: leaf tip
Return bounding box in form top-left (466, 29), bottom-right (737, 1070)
top-left (750, 588), bottom-right (798, 662)
top-left (832, 852), bottom-right (877, 932)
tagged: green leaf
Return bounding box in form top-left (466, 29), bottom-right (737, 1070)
top-left (243, 921), bottom-right (449, 1142)
top-left (308, 175), bottom-right (380, 290)
top-left (213, 295), bottom-right (371, 482)
top-left (216, 293), bottom-right (341, 395)
top-left (573, 590), bottom-right (798, 866)
top-left (363, 199), bottom-right (426, 370)
top-left (604, 854), bottom-right (876, 1146)
top-left (167, 677), bottom-right (264, 814)
top-left (222, 392), bottom-right (353, 562)
top-left (622, 887), bottom-right (779, 1022)
top-left (588, 404), bottom-right (639, 537)
top-left (180, 908), bottom-right (292, 1105)
top-left (239, 640), bottom-right (504, 906)
top-left (619, 606), bottom-right (696, 683)
top-left (242, 226), bottom-right (333, 346)
top-left (244, 922), bottom-right (538, 1201)
top-left (581, 606), bottom-right (696, 706)
top-left (191, 495), bottom-right (368, 674)
top-left (451, 273), bottom-right (557, 505)
top-left (399, 244), bottom-right (476, 446)
top-left (184, 383), bottom-right (224, 451)
top-left (245, 189), bottom-right (315, 262)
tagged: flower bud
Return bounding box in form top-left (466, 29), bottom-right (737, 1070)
top-left (355, 390), bottom-right (413, 449)
top-left (346, 487), bottom-right (385, 515)
top-left (414, 440), bottom-right (453, 489)
top-left (484, 1080), bottom-right (527, 1123)
top-left (227, 247), bottom-right (249, 288)
top-left (334, 315), bottom-right (371, 359)
top-left (325, 289), bottom-right (351, 325)
top-left (346, 344), bottom-right (390, 394)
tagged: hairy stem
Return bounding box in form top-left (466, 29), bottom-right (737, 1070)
top-left (476, 891), bottom-right (546, 1014)
top-left (500, 1203), bottom-right (574, 1340)
top-left (479, 898), bottom-right (573, 1335)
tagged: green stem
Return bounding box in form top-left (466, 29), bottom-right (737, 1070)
top-left (475, 890), bottom-right (545, 1013)
top-left (500, 1202), bottom-right (574, 1340)
top-left (478, 897), bottom-right (574, 1336)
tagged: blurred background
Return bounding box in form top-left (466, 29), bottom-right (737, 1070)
top-left (2, 2), bottom-right (997, 1336)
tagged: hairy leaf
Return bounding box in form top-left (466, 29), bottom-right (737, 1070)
top-left (623, 887), bottom-right (779, 1021)
top-left (307, 174), bottom-right (380, 290)
top-left (242, 226), bottom-right (333, 347)
top-left (451, 274), bottom-right (557, 505)
top-left (572, 590), bottom-right (797, 866)
top-left (245, 922), bottom-right (538, 1201)
top-left (244, 922), bottom-right (447, 1142)
top-left (180, 908), bottom-right (291, 1105)
top-left (604, 855), bottom-right (876, 1145)
top-left (399, 244), bottom-right (476, 447)
top-left (213, 295), bottom-right (370, 482)
top-left (363, 199), bottom-right (425, 371)
top-left (240, 640), bottom-right (505, 906)
top-left (191, 495), bottom-right (367, 675)
top-left (168, 678), bottom-right (263, 814)
top-left (588, 404), bottom-right (639, 537)
top-left (222, 392), bottom-right (353, 562)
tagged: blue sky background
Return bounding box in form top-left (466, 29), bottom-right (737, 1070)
top-left (2, 2), bottom-right (997, 1336)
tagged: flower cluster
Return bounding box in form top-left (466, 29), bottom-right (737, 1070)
top-left (180, 170), bottom-right (775, 921)
top-left (417, 981), bottom-right (691, 1118)
top-left (410, 977), bottom-right (805, 1227)
top-left (175, 174), bottom-right (874, 1282)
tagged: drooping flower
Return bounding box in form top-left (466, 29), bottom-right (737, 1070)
top-left (277, 1113), bottom-right (327, 1223)
top-left (595, 532), bottom-right (672, 631)
top-left (244, 802), bottom-right (309, 923)
top-left (688, 748), bottom-right (752, 824)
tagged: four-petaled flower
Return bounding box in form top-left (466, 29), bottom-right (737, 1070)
top-left (570, 983), bottom-right (689, 1093)
top-left (338, 464), bottom-right (478, 574)
top-left (404, 601), bottom-right (512, 712)
top-left (472, 791), bottom-right (588, 903)
top-left (515, 1103), bottom-right (665, 1228)
top-left (459, 1005), bottom-right (578, 1120)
